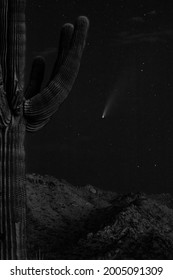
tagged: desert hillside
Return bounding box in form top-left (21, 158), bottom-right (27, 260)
top-left (26, 174), bottom-right (173, 259)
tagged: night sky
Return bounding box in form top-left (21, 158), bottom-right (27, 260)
top-left (25, 0), bottom-right (173, 194)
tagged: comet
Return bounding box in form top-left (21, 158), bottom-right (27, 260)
top-left (101, 58), bottom-right (137, 120)
top-left (102, 103), bottom-right (109, 119)
top-left (102, 90), bottom-right (118, 119)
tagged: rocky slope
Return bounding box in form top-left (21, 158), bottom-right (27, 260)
top-left (26, 174), bottom-right (173, 259)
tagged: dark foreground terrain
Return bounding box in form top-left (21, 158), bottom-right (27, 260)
top-left (26, 174), bottom-right (173, 259)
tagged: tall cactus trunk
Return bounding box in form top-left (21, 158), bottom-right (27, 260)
top-left (0, 123), bottom-right (26, 259)
top-left (0, 0), bottom-right (89, 259)
top-left (0, 0), bottom-right (26, 259)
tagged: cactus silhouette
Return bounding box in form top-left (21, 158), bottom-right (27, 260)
top-left (0, 0), bottom-right (89, 259)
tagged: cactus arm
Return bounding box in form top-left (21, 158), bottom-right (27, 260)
top-left (24, 16), bottom-right (89, 132)
top-left (25, 24), bottom-right (74, 100)
top-left (49, 23), bottom-right (74, 82)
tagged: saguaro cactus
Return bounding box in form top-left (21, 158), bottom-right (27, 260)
top-left (0, 0), bottom-right (89, 259)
